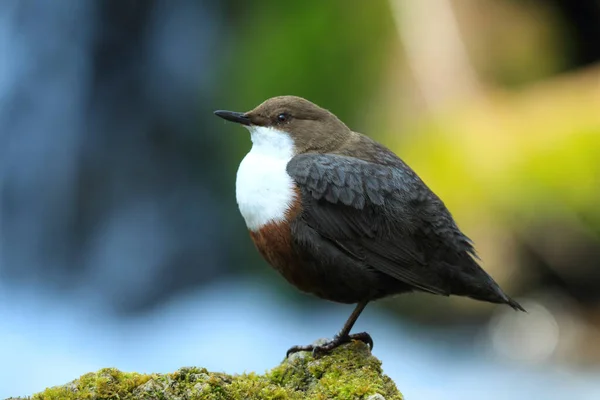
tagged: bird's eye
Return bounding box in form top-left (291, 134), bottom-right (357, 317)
top-left (277, 113), bottom-right (289, 122)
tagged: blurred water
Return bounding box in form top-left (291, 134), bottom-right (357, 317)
top-left (2, 278), bottom-right (599, 400)
top-left (0, 0), bottom-right (233, 314)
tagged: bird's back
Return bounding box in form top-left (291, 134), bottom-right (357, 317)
top-left (286, 132), bottom-right (524, 310)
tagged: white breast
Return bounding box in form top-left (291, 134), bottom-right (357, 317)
top-left (235, 126), bottom-right (296, 231)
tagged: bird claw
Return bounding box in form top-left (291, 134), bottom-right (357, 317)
top-left (285, 344), bottom-right (315, 358)
top-left (286, 332), bottom-right (373, 358)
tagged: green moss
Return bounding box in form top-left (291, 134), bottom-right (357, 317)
top-left (17, 342), bottom-right (402, 400)
top-left (29, 368), bottom-right (153, 400)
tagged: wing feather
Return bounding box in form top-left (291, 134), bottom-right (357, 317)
top-left (287, 153), bottom-right (472, 296)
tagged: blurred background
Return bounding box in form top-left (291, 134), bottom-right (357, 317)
top-left (0, 0), bottom-right (599, 398)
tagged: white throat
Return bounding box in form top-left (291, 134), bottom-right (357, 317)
top-left (235, 126), bottom-right (296, 231)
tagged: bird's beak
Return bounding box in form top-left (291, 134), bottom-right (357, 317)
top-left (213, 110), bottom-right (251, 126)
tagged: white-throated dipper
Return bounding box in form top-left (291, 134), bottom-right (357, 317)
top-left (214, 96), bottom-right (524, 357)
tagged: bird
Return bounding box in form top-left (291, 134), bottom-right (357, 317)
top-left (214, 95), bottom-right (524, 357)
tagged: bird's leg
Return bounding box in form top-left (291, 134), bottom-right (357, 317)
top-left (286, 301), bottom-right (372, 358)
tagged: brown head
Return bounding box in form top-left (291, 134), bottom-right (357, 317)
top-left (214, 96), bottom-right (351, 154)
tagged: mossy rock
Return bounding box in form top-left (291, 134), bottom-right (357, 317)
top-left (8, 341), bottom-right (402, 400)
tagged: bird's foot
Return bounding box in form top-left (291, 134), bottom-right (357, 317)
top-left (286, 332), bottom-right (373, 358)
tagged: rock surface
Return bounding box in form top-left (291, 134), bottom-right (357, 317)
top-left (8, 341), bottom-right (403, 400)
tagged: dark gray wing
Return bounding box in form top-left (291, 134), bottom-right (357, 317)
top-left (286, 153), bottom-right (478, 296)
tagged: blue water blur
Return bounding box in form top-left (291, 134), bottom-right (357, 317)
top-left (2, 277), bottom-right (599, 400)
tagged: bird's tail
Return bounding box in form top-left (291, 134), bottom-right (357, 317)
top-left (449, 255), bottom-right (526, 312)
top-left (468, 290), bottom-right (525, 312)
top-left (456, 261), bottom-right (526, 312)
top-left (505, 296), bottom-right (526, 312)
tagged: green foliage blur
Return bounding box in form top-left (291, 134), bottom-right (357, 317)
top-left (217, 0), bottom-right (395, 126)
